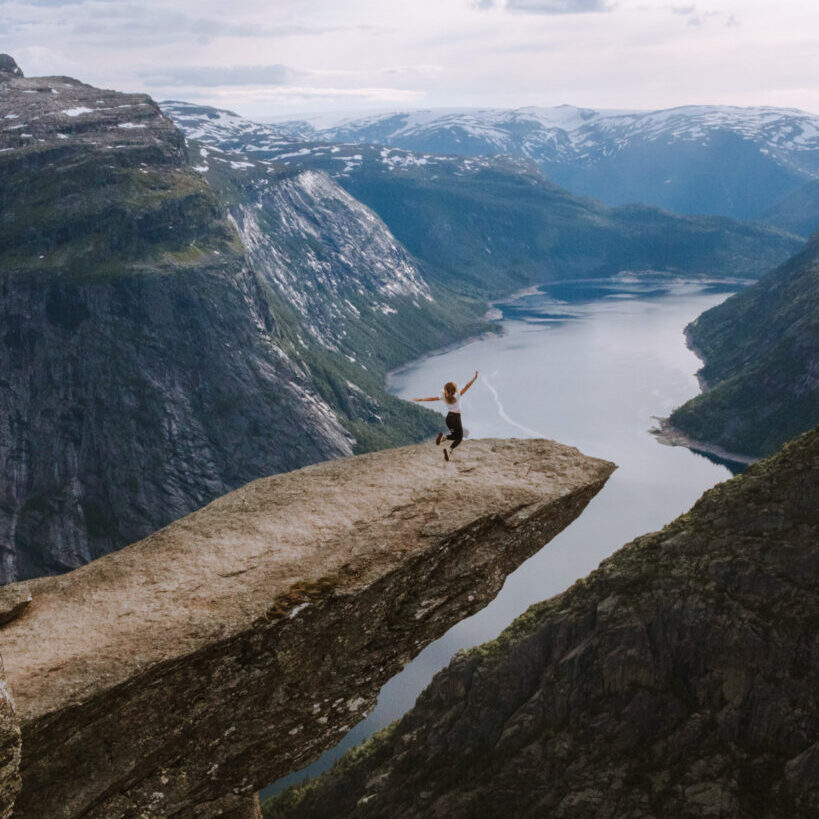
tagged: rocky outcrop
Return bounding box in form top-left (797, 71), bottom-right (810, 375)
top-left (668, 231), bottom-right (819, 459)
top-left (266, 429), bottom-right (819, 819)
top-left (0, 56), bottom-right (22, 80)
top-left (0, 438), bottom-right (614, 818)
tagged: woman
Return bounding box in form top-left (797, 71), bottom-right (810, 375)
top-left (413, 370), bottom-right (478, 461)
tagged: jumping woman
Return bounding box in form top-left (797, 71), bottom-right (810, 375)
top-left (413, 370), bottom-right (478, 461)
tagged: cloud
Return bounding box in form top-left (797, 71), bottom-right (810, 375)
top-left (141, 64), bottom-right (297, 87)
top-left (506, 0), bottom-right (612, 13)
top-left (182, 85), bottom-right (427, 107)
top-left (671, 4), bottom-right (696, 14)
top-left (471, 0), bottom-right (611, 11)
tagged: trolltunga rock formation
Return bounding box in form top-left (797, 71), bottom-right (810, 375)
top-left (265, 429), bottom-right (819, 819)
top-left (0, 438), bottom-right (614, 818)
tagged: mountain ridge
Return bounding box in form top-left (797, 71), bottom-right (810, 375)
top-left (263, 103), bottom-right (819, 219)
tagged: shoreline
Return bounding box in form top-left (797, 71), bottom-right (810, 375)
top-left (385, 326), bottom-right (504, 389)
top-left (387, 282), bottom-right (555, 387)
top-left (650, 416), bottom-right (756, 466)
top-left (683, 325), bottom-right (710, 391)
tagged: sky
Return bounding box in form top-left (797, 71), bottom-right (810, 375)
top-left (1, 0), bottom-right (817, 120)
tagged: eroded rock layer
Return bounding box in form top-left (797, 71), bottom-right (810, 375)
top-left (0, 438), bottom-right (614, 818)
top-left (266, 429), bottom-right (818, 819)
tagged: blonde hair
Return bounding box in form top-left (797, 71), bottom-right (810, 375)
top-left (443, 382), bottom-right (458, 404)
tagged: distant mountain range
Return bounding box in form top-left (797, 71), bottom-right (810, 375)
top-left (162, 101), bottom-right (800, 298)
top-left (263, 104), bottom-right (819, 223)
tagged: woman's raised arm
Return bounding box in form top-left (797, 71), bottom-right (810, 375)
top-left (460, 370), bottom-right (479, 395)
top-left (413, 396), bottom-right (440, 402)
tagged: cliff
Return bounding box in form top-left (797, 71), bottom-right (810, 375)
top-left (266, 428), bottom-right (819, 819)
top-left (668, 231), bottom-right (819, 459)
top-left (0, 438), bottom-right (615, 818)
top-left (0, 57), bottom-right (448, 583)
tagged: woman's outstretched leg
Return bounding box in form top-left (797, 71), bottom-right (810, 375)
top-left (445, 412), bottom-right (464, 450)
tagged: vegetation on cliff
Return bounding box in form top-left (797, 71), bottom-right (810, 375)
top-left (669, 232), bottom-right (819, 458)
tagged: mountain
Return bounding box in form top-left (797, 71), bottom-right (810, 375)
top-left (162, 102), bottom-right (801, 297)
top-left (268, 104), bottom-right (819, 220)
top-left (0, 58), bottom-right (457, 583)
top-left (667, 232), bottom-right (819, 459)
top-left (762, 179), bottom-right (819, 238)
top-left (264, 427), bottom-right (819, 819)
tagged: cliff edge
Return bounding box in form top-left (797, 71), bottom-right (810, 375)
top-left (266, 428), bottom-right (818, 819)
top-left (0, 438), bottom-right (614, 818)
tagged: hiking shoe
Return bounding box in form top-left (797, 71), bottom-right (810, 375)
top-left (443, 448), bottom-right (450, 462)
top-left (435, 432), bottom-right (444, 446)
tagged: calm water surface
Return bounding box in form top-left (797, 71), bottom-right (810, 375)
top-left (263, 277), bottom-right (741, 797)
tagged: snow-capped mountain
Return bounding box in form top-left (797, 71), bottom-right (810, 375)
top-left (162, 101), bottom-right (800, 300)
top-left (265, 104), bottom-right (819, 220)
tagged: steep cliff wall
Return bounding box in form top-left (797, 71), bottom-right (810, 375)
top-left (266, 429), bottom-right (818, 819)
top-left (0, 438), bottom-right (614, 818)
top-left (0, 58), bottom-right (446, 583)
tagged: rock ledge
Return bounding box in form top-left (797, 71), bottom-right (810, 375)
top-left (0, 438), bottom-right (613, 818)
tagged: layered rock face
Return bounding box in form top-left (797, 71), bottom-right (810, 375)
top-left (669, 231), bottom-right (819, 459)
top-left (0, 438), bottom-right (614, 818)
top-left (0, 656), bottom-right (20, 819)
top-left (267, 429), bottom-right (818, 819)
top-left (0, 59), bottom-right (449, 583)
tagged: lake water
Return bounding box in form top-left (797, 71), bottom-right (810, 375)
top-left (263, 277), bottom-right (742, 797)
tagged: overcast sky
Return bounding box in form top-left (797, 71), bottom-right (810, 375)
top-left (2, 0), bottom-right (817, 120)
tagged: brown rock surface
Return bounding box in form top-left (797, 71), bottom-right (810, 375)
top-left (0, 438), bottom-right (614, 818)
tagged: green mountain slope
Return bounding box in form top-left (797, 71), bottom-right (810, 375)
top-left (762, 179), bottom-right (819, 239)
top-left (0, 59), bottom-right (447, 582)
top-left (668, 232), bottom-right (819, 458)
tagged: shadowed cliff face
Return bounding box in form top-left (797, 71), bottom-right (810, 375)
top-left (0, 61), bottom-right (460, 584)
top-left (266, 429), bottom-right (819, 819)
top-left (0, 438), bottom-right (614, 818)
